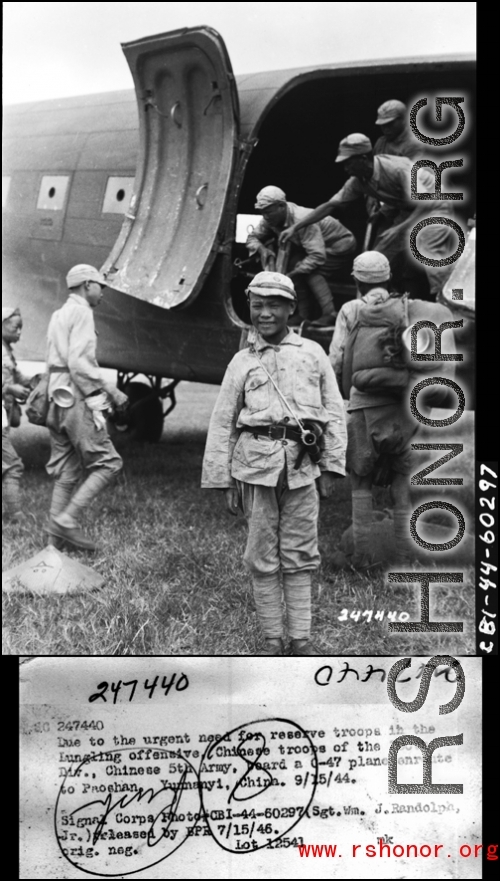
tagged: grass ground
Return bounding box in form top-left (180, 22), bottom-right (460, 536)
top-left (3, 383), bottom-right (474, 656)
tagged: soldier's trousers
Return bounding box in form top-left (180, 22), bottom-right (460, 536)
top-left (237, 470), bottom-right (320, 575)
top-left (46, 399), bottom-right (122, 517)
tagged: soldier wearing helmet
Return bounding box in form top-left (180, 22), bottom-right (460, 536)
top-left (202, 271), bottom-right (347, 655)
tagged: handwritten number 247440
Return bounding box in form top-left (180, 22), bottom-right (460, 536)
top-left (89, 674), bottom-right (189, 703)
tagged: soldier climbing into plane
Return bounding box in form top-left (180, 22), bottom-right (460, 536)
top-left (246, 186), bottom-right (356, 325)
top-left (280, 133), bottom-right (459, 301)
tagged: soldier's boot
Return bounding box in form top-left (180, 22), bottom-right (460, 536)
top-left (259, 639), bottom-right (285, 656)
top-left (351, 489), bottom-right (375, 568)
top-left (308, 273), bottom-right (337, 325)
top-left (52, 470), bottom-right (114, 551)
top-left (46, 479), bottom-right (80, 549)
top-left (393, 506), bottom-right (413, 566)
top-left (290, 639), bottom-right (323, 656)
top-left (2, 475), bottom-right (24, 521)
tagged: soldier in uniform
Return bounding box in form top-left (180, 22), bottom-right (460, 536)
top-left (280, 133), bottom-right (459, 300)
top-left (247, 185), bottom-right (356, 324)
top-left (373, 99), bottom-right (421, 161)
top-left (329, 252), bottom-right (414, 567)
top-left (202, 271), bottom-right (346, 655)
top-left (330, 251), bottom-right (456, 568)
top-left (45, 264), bottom-right (129, 551)
top-left (2, 306), bottom-right (31, 522)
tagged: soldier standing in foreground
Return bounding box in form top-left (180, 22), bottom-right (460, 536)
top-left (45, 264), bottom-right (129, 551)
top-left (202, 271), bottom-right (346, 655)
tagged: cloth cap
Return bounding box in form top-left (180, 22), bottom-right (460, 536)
top-left (352, 251), bottom-right (391, 282)
top-left (2, 306), bottom-right (21, 323)
top-left (255, 186), bottom-right (287, 209)
top-left (375, 99), bottom-right (407, 125)
top-left (66, 264), bottom-right (106, 288)
top-left (335, 133), bottom-right (372, 162)
top-left (246, 271), bottom-right (296, 301)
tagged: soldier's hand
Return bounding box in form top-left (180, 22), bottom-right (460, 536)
top-left (317, 471), bottom-right (337, 498)
top-left (224, 487), bottom-right (240, 515)
top-left (258, 245), bottom-right (275, 268)
top-left (9, 383), bottom-right (29, 401)
top-left (111, 389), bottom-right (129, 411)
top-left (279, 226), bottom-right (296, 245)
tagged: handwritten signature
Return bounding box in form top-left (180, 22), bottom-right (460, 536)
top-left (54, 717), bottom-right (318, 876)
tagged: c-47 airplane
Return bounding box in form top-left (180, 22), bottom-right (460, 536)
top-left (3, 26), bottom-right (475, 440)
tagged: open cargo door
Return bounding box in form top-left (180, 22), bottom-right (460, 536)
top-left (102, 26), bottom-right (239, 309)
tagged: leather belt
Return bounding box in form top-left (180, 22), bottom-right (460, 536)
top-left (240, 424), bottom-right (302, 442)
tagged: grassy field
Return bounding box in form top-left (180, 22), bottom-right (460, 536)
top-left (3, 383), bottom-right (475, 656)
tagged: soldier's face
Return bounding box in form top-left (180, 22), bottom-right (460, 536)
top-left (343, 155), bottom-right (373, 179)
top-left (249, 294), bottom-right (295, 343)
top-left (85, 281), bottom-right (106, 308)
top-left (379, 117), bottom-right (406, 139)
top-left (261, 202), bottom-right (287, 228)
top-left (2, 314), bottom-right (22, 344)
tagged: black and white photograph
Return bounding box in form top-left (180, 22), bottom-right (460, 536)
top-left (3, 2), bottom-right (477, 659)
top-left (6, 6), bottom-right (489, 874)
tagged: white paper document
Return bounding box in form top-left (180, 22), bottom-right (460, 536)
top-left (20, 656), bottom-right (481, 879)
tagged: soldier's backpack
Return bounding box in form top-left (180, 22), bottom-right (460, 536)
top-left (25, 373), bottom-right (50, 426)
top-left (342, 295), bottom-right (457, 402)
top-left (342, 295), bottom-right (409, 398)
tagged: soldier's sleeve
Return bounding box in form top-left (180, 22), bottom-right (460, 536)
top-left (67, 308), bottom-right (110, 397)
top-left (328, 305), bottom-right (351, 391)
top-left (14, 364), bottom-right (33, 387)
top-left (201, 358), bottom-right (245, 489)
top-left (294, 222), bottom-right (327, 273)
top-left (328, 175), bottom-right (363, 207)
top-left (246, 217), bottom-right (272, 254)
top-left (2, 350), bottom-right (13, 395)
top-left (317, 348), bottom-right (347, 476)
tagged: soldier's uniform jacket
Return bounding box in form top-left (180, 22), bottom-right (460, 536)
top-left (246, 202), bottom-right (355, 275)
top-left (2, 340), bottom-right (29, 419)
top-left (46, 293), bottom-right (114, 401)
top-left (202, 327), bottom-right (347, 490)
top-left (329, 287), bottom-right (394, 408)
top-left (373, 129), bottom-right (422, 161)
top-left (329, 154), bottom-right (456, 294)
top-left (329, 153), bottom-right (450, 222)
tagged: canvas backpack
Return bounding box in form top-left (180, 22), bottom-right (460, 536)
top-left (342, 295), bottom-right (457, 401)
top-left (342, 296), bottom-right (409, 398)
top-left (25, 373), bottom-right (50, 426)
